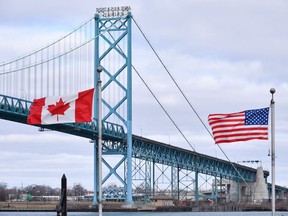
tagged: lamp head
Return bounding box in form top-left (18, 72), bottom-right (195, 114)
top-left (270, 88), bottom-right (276, 94)
top-left (97, 66), bottom-right (103, 73)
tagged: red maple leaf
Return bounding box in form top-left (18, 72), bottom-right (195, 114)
top-left (47, 98), bottom-right (70, 121)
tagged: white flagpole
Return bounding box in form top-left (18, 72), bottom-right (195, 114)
top-left (270, 88), bottom-right (276, 216)
top-left (97, 66), bottom-right (103, 216)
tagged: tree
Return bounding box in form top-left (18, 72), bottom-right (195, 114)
top-left (71, 183), bottom-right (87, 197)
top-left (107, 183), bottom-right (118, 188)
top-left (7, 187), bottom-right (19, 201)
top-left (0, 182), bottom-right (8, 201)
top-left (0, 182), bottom-right (88, 201)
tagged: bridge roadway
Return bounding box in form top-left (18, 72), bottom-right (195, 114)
top-left (0, 94), bottom-right (269, 183)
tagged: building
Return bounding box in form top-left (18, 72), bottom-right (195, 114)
top-left (150, 195), bottom-right (174, 207)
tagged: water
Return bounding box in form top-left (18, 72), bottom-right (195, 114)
top-left (0, 212), bottom-right (287, 216)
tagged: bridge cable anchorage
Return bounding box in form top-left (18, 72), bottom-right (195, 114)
top-left (132, 17), bottom-right (256, 196)
top-left (104, 23), bottom-right (195, 152)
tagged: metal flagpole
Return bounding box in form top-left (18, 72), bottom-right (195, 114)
top-left (270, 88), bottom-right (276, 216)
top-left (97, 66), bottom-right (103, 216)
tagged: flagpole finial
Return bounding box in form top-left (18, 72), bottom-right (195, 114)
top-left (270, 88), bottom-right (276, 104)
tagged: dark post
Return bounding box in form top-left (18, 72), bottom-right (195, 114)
top-left (57, 174), bottom-right (67, 216)
top-left (61, 174), bottom-right (67, 215)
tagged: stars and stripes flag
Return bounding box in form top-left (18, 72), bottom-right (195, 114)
top-left (208, 107), bottom-right (269, 144)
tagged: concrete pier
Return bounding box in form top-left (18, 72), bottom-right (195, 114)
top-left (254, 166), bottom-right (269, 202)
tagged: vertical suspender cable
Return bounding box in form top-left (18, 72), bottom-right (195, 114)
top-left (16, 60), bottom-right (19, 97)
top-left (34, 52), bottom-right (37, 99)
top-left (78, 27), bottom-right (81, 91)
top-left (77, 27), bottom-right (80, 91)
top-left (41, 50), bottom-right (43, 97)
top-left (22, 58), bottom-right (26, 99)
top-left (28, 54), bottom-right (31, 100)
top-left (68, 34), bottom-right (72, 95)
top-left (0, 65), bottom-right (3, 93)
top-left (9, 63), bottom-right (12, 96)
top-left (52, 45), bottom-right (55, 96)
top-left (74, 31), bottom-right (77, 92)
top-left (58, 40), bottom-right (61, 96)
top-left (64, 37), bottom-right (66, 95)
top-left (47, 47), bottom-right (50, 96)
top-left (84, 24), bottom-right (87, 90)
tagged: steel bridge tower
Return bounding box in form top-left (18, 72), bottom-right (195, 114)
top-left (92, 7), bottom-right (133, 205)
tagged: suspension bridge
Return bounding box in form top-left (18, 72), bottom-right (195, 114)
top-left (0, 6), bottom-right (287, 206)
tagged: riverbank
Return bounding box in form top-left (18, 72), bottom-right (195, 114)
top-left (0, 201), bottom-right (124, 212)
top-left (0, 201), bottom-right (287, 212)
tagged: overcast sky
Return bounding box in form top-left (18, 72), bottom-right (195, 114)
top-left (0, 0), bottom-right (287, 191)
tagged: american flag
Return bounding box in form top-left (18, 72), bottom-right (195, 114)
top-left (208, 107), bottom-right (269, 144)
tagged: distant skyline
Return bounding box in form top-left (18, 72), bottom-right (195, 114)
top-left (0, 0), bottom-right (287, 190)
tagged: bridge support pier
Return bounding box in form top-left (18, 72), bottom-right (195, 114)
top-left (218, 166), bottom-right (269, 203)
top-left (195, 170), bottom-right (199, 204)
top-left (219, 176), bottom-right (223, 203)
top-left (214, 176), bottom-right (218, 204)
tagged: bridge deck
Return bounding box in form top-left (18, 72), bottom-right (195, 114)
top-left (0, 94), bottom-right (125, 141)
top-left (0, 94), bottom-right (269, 182)
top-left (132, 135), bottom-right (269, 181)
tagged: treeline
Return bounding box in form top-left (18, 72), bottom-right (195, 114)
top-left (0, 182), bottom-right (89, 202)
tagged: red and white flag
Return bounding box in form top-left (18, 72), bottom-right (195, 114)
top-left (27, 88), bottom-right (94, 125)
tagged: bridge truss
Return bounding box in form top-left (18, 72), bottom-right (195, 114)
top-left (0, 94), bottom-right (272, 204)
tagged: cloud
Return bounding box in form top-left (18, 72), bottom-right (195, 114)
top-left (0, 27), bottom-right (66, 62)
top-left (136, 0), bottom-right (288, 59)
top-left (0, 0), bottom-right (288, 190)
top-left (0, 150), bottom-right (94, 188)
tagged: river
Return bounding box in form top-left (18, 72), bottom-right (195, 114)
top-left (0, 212), bottom-right (288, 216)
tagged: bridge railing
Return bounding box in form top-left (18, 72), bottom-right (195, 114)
top-left (0, 94), bottom-right (126, 140)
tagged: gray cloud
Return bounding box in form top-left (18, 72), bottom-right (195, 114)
top-left (0, 0), bottom-right (287, 189)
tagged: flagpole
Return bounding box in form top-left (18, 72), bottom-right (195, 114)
top-left (270, 88), bottom-right (276, 216)
top-left (97, 66), bottom-right (103, 216)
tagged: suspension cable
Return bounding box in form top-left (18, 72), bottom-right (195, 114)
top-left (0, 17), bottom-right (94, 67)
top-left (133, 65), bottom-right (195, 151)
top-left (105, 24), bottom-right (196, 151)
top-left (132, 16), bottom-right (256, 195)
top-left (0, 37), bottom-right (95, 76)
top-left (132, 17), bottom-right (213, 138)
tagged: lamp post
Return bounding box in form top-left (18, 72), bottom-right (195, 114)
top-left (97, 66), bottom-right (103, 216)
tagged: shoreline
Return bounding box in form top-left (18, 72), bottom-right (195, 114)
top-left (0, 201), bottom-right (287, 212)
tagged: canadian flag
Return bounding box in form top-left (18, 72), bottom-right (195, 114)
top-left (27, 88), bottom-right (94, 125)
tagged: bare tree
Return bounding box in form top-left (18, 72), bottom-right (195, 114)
top-left (72, 183), bottom-right (87, 197)
top-left (0, 182), bottom-right (8, 201)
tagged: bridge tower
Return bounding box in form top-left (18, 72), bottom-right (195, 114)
top-left (92, 7), bottom-right (133, 205)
